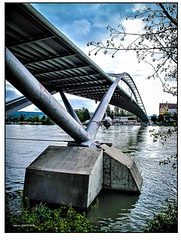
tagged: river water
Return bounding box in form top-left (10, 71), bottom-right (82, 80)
top-left (5, 124), bottom-right (177, 232)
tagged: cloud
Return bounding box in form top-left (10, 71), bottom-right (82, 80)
top-left (122, 18), bottom-right (144, 34)
top-left (93, 10), bottom-right (122, 29)
top-left (72, 19), bottom-right (91, 35)
top-left (131, 3), bottom-right (146, 13)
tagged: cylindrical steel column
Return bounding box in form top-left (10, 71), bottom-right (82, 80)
top-left (86, 74), bottom-right (123, 141)
top-left (59, 90), bottom-right (82, 125)
top-left (5, 48), bottom-right (90, 143)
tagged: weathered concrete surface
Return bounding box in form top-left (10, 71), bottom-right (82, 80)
top-left (100, 144), bottom-right (142, 193)
top-left (23, 146), bottom-right (103, 208)
top-left (23, 144), bottom-right (142, 209)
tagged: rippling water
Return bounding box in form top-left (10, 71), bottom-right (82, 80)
top-left (5, 124), bottom-right (177, 232)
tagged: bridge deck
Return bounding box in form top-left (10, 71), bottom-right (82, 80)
top-left (5, 3), bottom-right (148, 123)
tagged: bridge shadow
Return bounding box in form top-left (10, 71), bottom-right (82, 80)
top-left (125, 126), bottom-right (148, 152)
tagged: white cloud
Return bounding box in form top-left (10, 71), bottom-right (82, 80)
top-left (122, 18), bottom-right (144, 34)
top-left (131, 3), bottom-right (146, 13)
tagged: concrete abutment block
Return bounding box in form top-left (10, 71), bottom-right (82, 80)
top-left (23, 144), bottom-right (142, 208)
top-left (100, 144), bottom-right (142, 193)
top-left (24, 146), bottom-right (103, 208)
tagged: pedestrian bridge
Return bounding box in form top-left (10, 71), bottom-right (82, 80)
top-left (6, 3), bottom-right (148, 146)
top-left (5, 3), bottom-right (146, 207)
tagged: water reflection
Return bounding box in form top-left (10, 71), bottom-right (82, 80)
top-left (97, 125), bottom-right (147, 153)
top-left (87, 190), bottom-right (139, 225)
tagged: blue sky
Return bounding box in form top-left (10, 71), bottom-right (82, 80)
top-left (5, 2), bottom-right (177, 116)
top-left (32, 3), bottom-right (138, 47)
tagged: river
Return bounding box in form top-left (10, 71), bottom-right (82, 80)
top-left (5, 124), bottom-right (177, 232)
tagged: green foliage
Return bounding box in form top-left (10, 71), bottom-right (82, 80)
top-left (7, 114), bottom-right (55, 125)
top-left (144, 199), bottom-right (177, 232)
top-left (41, 116), bottom-right (55, 125)
top-left (114, 106), bottom-right (120, 116)
top-left (5, 196), bottom-right (97, 233)
top-left (105, 105), bottom-right (114, 119)
top-left (90, 198), bottom-right (99, 211)
top-left (32, 114), bottom-right (40, 122)
top-left (19, 114), bottom-right (26, 122)
top-left (151, 114), bottom-right (157, 123)
top-left (149, 127), bottom-right (177, 143)
top-left (75, 107), bottom-right (91, 123)
top-left (62, 206), bottom-right (96, 232)
top-left (158, 111), bottom-right (177, 125)
top-left (137, 117), bottom-right (141, 123)
top-left (157, 114), bottom-right (164, 123)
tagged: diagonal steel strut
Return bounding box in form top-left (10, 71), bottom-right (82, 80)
top-left (5, 48), bottom-right (91, 144)
top-left (5, 48), bottom-right (126, 147)
top-left (59, 90), bottom-right (82, 125)
top-left (85, 74), bottom-right (124, 141)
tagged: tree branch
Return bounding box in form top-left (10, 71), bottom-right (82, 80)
top-left (158, 3), bottom-right (177, 26)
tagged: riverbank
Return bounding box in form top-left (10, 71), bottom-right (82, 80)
top-left (5, 190), bottom-right (177, 233)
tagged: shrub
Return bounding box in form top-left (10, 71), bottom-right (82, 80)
top-left (5, 196), bottom-right (97, 233)
top-left (144, 199), bottom-right (177, 233)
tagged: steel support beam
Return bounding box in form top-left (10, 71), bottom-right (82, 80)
top-left (5, 48), bottom-right (91, 144)
top-left (6, 96), bottom-right (31, 116)
top-left (86, 74), bottom-right (124, 141)
top-left (59, 90), bottom-right (82, 125)
top-left (5, 90), bottom-right (57, 116)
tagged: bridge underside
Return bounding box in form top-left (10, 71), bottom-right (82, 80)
top-left (5, 3), bottom-right (148, 124)
top-left (6, 3), bottom-right (145, 204)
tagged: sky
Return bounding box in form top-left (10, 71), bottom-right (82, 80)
top-left (5, 1), bottom-right (177, 116)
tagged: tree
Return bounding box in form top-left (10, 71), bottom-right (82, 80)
top-left (87, 3), bottom-right (177, 96)
top-left (105, 105), bottom-right (114, 119)
top-left (157, 114), bottom-right (164, 123)
top-left (151, 114), bottom-right (157, 124)
top-left (120, 109), bottom-right (126, 116)
top-left (33, 115), bottom-right (40, 122)
top-left (82, 107), bottom-right (91, 121)
top-left (75, 107), bottom-right (91, 123)
top-left (163, 111), bottom-right (172, 123)
top-left (114, 106), bottom-right (120, 116)
top-left (19, 114), bottom-right (25, 122)
top-left (45, 117), bottom-right (54, 125)
top-left (41, 115), bottom-right (46, 124)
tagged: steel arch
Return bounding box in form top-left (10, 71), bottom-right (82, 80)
top-left (108, 73), bottom-right (147, 116)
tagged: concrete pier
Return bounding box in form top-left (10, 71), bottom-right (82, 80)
top-left (23, 144), bottom-right (143, 208)
top-left (24, 146), bottom-right (103, 208)
top-left (101, 144), bottom-right (142, 192)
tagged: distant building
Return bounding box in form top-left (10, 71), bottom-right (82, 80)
top-left (159, 103), bottom-right (177, 115)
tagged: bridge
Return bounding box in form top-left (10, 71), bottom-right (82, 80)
top-left (5, 3), bottom-right (147, 208)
